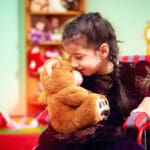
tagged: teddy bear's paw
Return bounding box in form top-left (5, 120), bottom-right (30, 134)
top-left (97, 99), bottom-right (110, 120)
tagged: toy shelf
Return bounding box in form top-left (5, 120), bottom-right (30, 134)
top-left (25, 0), bottom-right (86, 115)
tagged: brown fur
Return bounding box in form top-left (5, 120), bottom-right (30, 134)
top-left (40, 58), bottom-right (109, 134)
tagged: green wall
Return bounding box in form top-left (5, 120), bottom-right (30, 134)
top-left (0, 0), bottom-right (149, 114)
top-left (0, 0), bottom-right (25, 114)
top-left (87, 0), bottom-right (149, 55)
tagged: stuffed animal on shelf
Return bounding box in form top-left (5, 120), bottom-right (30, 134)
top-left (40, 57), bottom-right (110, 134)
top-left (44, 47), bottom-right (60, 60)
top-left (49, 17), bottom-right (62, 41)
top-left (27, 46), bottom-right (45, 75)
top-left (48, 0), bottom-right (67, 12)
top-left (61, 0), bottom-right (79, 11)
top-left (29, 17), bottom-right (50, 44)
top-left (30, 0), bottom-right (49, 12)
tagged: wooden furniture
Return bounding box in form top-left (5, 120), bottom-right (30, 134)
top-left (25, 0), bottom-right (86, 115)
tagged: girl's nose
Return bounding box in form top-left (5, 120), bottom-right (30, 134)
top-left (71, 59), bottom-right (79, 69)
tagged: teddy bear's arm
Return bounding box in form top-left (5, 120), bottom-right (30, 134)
top-left (56, 85), bottom-right (88, 107)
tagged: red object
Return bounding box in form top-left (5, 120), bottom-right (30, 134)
top-left (123, 112), bottom-right (150, 145)
top-left (137, 122), bottom-right (150, 144)
top-left (0, 113), bottom-right (7, 128)
top-left (27, 47), bottom-right (45, 76)
top-left (119, 55), bottom-right (150, 63)
top-left (123, 112), bottom-right (149, 130)
top-left (37, 108), bottom-right (50, 125)
top-left (0, 133), bottom-right (40, 150)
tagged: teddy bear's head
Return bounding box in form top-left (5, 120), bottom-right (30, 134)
top-left (40, 57), bottom-right (83, 94)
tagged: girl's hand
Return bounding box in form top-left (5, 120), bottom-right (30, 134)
top-left (131, 97), bottom-right (150, 119)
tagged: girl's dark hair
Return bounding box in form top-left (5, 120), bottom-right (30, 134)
top-left (62, 12), bottom-right (131, 116)
top-left (63, 12), bottom-right (119, 77)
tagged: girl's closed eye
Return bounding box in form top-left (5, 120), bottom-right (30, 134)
top-left (75, 55), bottom-right (85, 60)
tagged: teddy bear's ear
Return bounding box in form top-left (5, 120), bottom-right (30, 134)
top-left (45, 59), bottom-right (59, 75)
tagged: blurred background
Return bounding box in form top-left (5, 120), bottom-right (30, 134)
top-left (0, 0), bottom-right (149, 115)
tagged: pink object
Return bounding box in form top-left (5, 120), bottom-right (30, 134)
top-left (37, 108), bottom-right (50, 125)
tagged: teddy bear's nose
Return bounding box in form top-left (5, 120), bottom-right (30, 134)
top-left (101, 110), bottom-right (110, 117)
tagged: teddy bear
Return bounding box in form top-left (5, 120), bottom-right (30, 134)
top-left (40, 57), bottom-right (110, 134)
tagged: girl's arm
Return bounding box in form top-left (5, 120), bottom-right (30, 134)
top-left (131, 97), bottom-right (150, 119)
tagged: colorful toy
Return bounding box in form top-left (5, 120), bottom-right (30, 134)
top-left (27, 46), bottom-right (45, 75)
top-left (40, 58), bottom-right (110, 134)
top-left (0, 112), bottom-right (39, 129)
top-left (30, 0), bottom-right (49, 12)
top-left (37, 108), bottom-right (50, 125)
top-left (44, 47), bottom-right (60, 60)
top-left (61, 0), bottom-right (79, 11)
top-left (49, 17), bottom-right (62, 41)
top-left (29, 17), bottom-right (50, 44)
top-left (48, 0), bottom-right (67, 12)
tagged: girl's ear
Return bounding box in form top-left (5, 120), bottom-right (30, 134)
top-left (97, 43), bottom-right (109, 59)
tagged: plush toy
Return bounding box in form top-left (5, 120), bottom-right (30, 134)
top-left (29, 17), bottom-right (50, 44)
top-left (30, 0), bottom-right (49, 12)
top-left (61, 0), bottom-right (79, 11)
top-left (40, 58), bottom-right (110, 134)
top-left (27, 46), bottom-right (45, 75)
top-left (49, 17), bottom-right (62, 41)
top-left (44, 47), bottom-right (60, 60)
top-left (48, 0), bottom-right (67, 12)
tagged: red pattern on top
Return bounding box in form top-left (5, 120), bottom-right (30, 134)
top-left (119, 55), bottom-right (150, 63)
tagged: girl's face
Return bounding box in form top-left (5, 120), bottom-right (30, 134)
top-left (64, 42), bottom-right (109, 76)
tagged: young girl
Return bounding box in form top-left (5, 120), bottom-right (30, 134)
top-left (35, 12), bottom-right (150, 150)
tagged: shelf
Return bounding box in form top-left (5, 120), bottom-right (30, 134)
top-left (30, 11), bottom-right (82, 16)
top-left (27, 40), bottom-right (63, 47)
top-left (25, 0), bottom-right (86, 115)
top-left (38, 41), bottom-right (62, 46)
top-left (29, 100), bottom-right (47, 107)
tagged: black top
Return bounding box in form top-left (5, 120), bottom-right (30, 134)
top-left (36, 61), bottom-right (150, 150)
